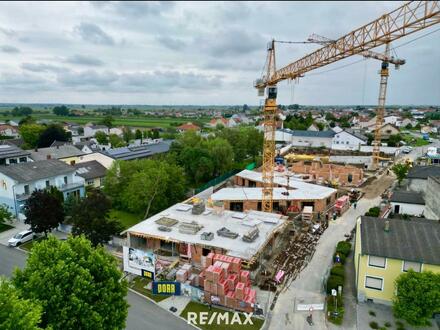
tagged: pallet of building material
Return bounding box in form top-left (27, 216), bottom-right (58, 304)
top-left (192, 200), bottom-right (206, 215)
top-left (200, 231), bottom-right (214, 241)
top-left (158, 225), bottom-right (172, 232)
top-left (242, 227), bottom-right (259, 242)
top-left (178, 221), bottom-right (203, 234)
top-left (155, 217), bottom-right (178, 227)
top-left (216, 227), bottom-right (239, 239)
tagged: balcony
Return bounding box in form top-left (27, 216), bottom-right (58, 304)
top-left (58, 181), bottom-right (84, 192)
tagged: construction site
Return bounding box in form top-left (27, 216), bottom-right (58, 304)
top-left (122, 0), bottom-right (440, 318)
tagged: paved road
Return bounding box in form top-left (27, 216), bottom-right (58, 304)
top-left (0, 245), bottom-right (193, 330)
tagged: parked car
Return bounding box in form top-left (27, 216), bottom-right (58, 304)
top-left (8, 230), bottom-right (35, 247)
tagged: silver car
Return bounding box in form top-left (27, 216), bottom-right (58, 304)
top-left (8, 230), bottom-right (35, 247)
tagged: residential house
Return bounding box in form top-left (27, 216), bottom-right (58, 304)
top-left (0, 144), bottom-right (32, 165)
top-left (208, 117), bottom-right (229, 128)
top-left (83, 124), bottom-right (109, 138)
top-left (307, 123), bottom-right (319, 132)
top-left (354, 216), bottom-right (440, 305)
top-left (367, 123), bottom-right (400, 139)
top-left (109, 127), bottom-right (123, 136)
top-left (389, 190), bottom-right (425, 217)
top-left (63, 122), bottom-right (82, 137)
top-left (406, 166), bottom-right (440, 193)
top-left (424, 176), bottom-right (440, 220)
top-left (30, 145), bottom-right (85, 165)
top-left (0, 124), bottom-right (19, 137)
top-left (176, 122), bottom-right (201, 133)
top-left (0, 159), bottom-right (85, 218)
top-left (74, 160), bottom-right (107, 188)
top-left (76, 152), bottom-right (115, 169)
top-left (275, 129), bottom-right (335, 148)
top-left (104, 140), bottom-right (171, 161)
top-left (331, 129), bottom-right (368, 151)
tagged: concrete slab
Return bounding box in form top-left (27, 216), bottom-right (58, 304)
top-left (158, 295), bottom-right (191, 315)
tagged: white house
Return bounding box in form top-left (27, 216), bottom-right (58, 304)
top-left (0, 124), bottom-right (19, 137)
top-left (0, 159), bottom-right (85, 218)
top-left (83, 124), bottom-right (109, 138)
top-left (275, 129), bottom-right (335, 148)
top-left (390, 191), bottom-right (425, 217)
top-left (331, 129), bottom-right (368, 151)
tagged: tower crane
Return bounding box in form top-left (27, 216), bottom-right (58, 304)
top-left (255, 1), bottom-right (440, 212)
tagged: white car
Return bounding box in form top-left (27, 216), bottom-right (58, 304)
top-left (8, 230), bottom-right (35, 247)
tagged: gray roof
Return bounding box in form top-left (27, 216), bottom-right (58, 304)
top-left (0, 159), bottom-right (75, 183)
top-left (30, 145), bottom-right (85, 161)
top-left (104, 141), bottom-right (171, 161)
top-left (407, 166), bottom-right (440, 179)
top-left (390, 191), bottom-right (425, 205)
top-left (279, 129), bottom-right (336, 138)
top-left (0, 144), bottom-right (30, 159)
top-left (360, 216), bottom-right (440, 265)
top-left (74, 160), bottom-right (107, 180)
top-left (344, 129), bottom-right (368, 142)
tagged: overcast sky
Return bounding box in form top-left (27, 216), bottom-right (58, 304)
top-left (0, 1), bottom-right (439, 106)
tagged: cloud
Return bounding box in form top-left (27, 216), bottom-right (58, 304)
top-left (0, 27), bottom-right (16, 37)
top-left (57, 70), bottom-right (118, 86)
top-left (0, 72), bottom-right (52, 91)
top-left (92, 1), bottom-right (175, 18)
top-left (65, 54), bottom-right (104, 66)
top-left (0, 45), bottom-right (20, 53)
top-left (74, 23), bottom-right (114, 45)
top-left (21, 63), bottom-right (66, 73)
top-left (156, 36), bottom-right (186, 51)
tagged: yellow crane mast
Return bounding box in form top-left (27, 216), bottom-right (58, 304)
top-left (255, 1), bottom-right (440, 212)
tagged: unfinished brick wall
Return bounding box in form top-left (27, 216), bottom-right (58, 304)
top-left (290, 161), bottom-right (363, 185)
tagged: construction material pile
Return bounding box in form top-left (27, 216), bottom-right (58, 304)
top-left (179, 221), bottom-right (203, 234)
top-left (199, 253), bottom-right (256, 313)
top-left (217, 227), bottom-right (239, 239)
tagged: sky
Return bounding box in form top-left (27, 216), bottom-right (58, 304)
top-left (0, 1), bottom-right (439, 106)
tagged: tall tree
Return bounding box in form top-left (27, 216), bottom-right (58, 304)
top-left (392, 163), bottom-right (410, 186)
top-left (19, 124), bottom-right (45, 148)
top-left (109, 134), bottom-right (125, 148)
top-left (71, 189), bottom-right (121, 246)
top-left (393, 270), bottom-right (440, 326)
top-left (0, 277), bottom-right (42, 330)
top-left (52, 105), bottom-right (69, 116)
top-left (95, 131), bottom-right (109, 144)
top-left (0, 204), bottom-right (13, 227)
top-left (24, 189), bottom-right (64, 236)
top-left (12, 106), bottom-right (33, 116)
top-left (135, 129), bottom-right (142, 140)
top-left (37, 124), bottom-right (71, 147)
top-left (13, 235), bottom-right (128, 330)
top-left (101, 115), bottom-right (114, 128)
top-left (122, 127), bottom-right (134, 143)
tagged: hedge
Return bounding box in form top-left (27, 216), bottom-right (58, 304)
top-left (326, 275), bottom-right (344, 294)
top-left (336, 241), bottom-right (352, 257)
top-left (330, 265), bottom-right (345, 279)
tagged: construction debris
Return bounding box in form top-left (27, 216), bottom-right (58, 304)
top-left (242, 227), bottom-right (259, 242)
top-left (192, 200), bottom-right (206, 215)
top-left (201, 232), bottom-right (214, 241)
top-left (155, 217), bottom-right (178, 227)
top-left (178, 221), bottom-right (203, 234)
top-left (158, 226), bottom-right (172, 232)
top-left (217, 227), bottom-right (239, 239)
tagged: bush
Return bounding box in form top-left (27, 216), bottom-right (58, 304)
top-left (333, 252), bottom-right (346, 265)
top-left (326, 275), bottom-right (344, 294)
top-left (365, 207), bottom-right (380, 217)
top-left (336, 241), bottom-right (352, 257)
top-left (384, 322), bottom-right (392, 328)
top-left (368, 310), bottom-right (376, 316)
top-left (369, 321), bottom-right (379, 329)
top-left (330, 265), bottom-right (345, 279)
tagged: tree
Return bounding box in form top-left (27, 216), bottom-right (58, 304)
top-left (135, 129), bottom-right (142, 140)
top-left (205, 138), bottom-right (234, 176)
top-left (37, 124), bottom-right (71, 147)
top-left (12, 106), bottom-right (33, 116)
top-left (0, 277), bottom-right (42, 330)
top-left (24, 189), bottom-right (64, 237)
top-left (71, 189), bottom-right (122, 246)
top-left (0, 204), bottom-right (13, 227)
top-left (365, 207), bottom-right (380, 217)
top-left (101, 115), bottom-right (114, 128)
top-left (392, 163), bottom-right (410, 186)
top-left (393, 270), bottom-right (440, 326)
top-left (13, 235), bottom-right (128, 330)
top-left (122, 127), bottom-right (134, 143)
top-left (95, 131), bottom-right (109, 144)
top-left (52, 105), bottom-right (69, 116)
top-left (104, 159), bottom-right (187, 218)
top-left (19, 124), bottom-right (45, 148)
top-left (109, 134), bottom-right (125, 148)
top-left (387, 134), bottom-right (402, 147)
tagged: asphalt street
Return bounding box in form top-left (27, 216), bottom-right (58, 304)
top-left (0, 245), bottom-right (193, 330)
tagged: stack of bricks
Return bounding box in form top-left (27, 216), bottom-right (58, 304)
top-left (197, 253), bottom-right (256, 312)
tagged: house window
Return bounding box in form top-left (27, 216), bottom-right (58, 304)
top-left (403, 261), bottom-right (421, 272)
top-left (45, 180), bottom-right (50, 188)
top-left (365, 276), bottom-right (383, 291)
top-left (87, 179), bottom-right (94, 185)
top-left (368, 255), bottom-right (386, 268)
top-left (229, 202), bottom-right (243, 212)
top-left (9, 158), bottom-right (17, 164)
top-left (346, 141), bottom-right (349, 144)
top-left (248, 180), bottom-right (256, 188)
top-left (19, 157), bottom-right (27, 163)
top-left (64, 176), bottom-right (68, 184)
top-left (24, 185), bottom-right (30, 195)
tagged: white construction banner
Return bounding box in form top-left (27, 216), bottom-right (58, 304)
top-left (123, 246), bottom-right (155, 277)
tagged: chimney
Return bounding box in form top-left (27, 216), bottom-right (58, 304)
top-left (384, 220), bottom-right (390, 232)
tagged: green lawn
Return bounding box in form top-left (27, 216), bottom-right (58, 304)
top-left (402, 134), bottom-right (430, 147)
top-left (109, 209), bottom-right (142, 229)
top-left (130, 277), bottom-right (169, 303)
top-left (19, 237), bottom-right (45, 251)
top-left (180, 301), bottom-right (264, 330)
top-left (0, 223), bottom-right (13, 233)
